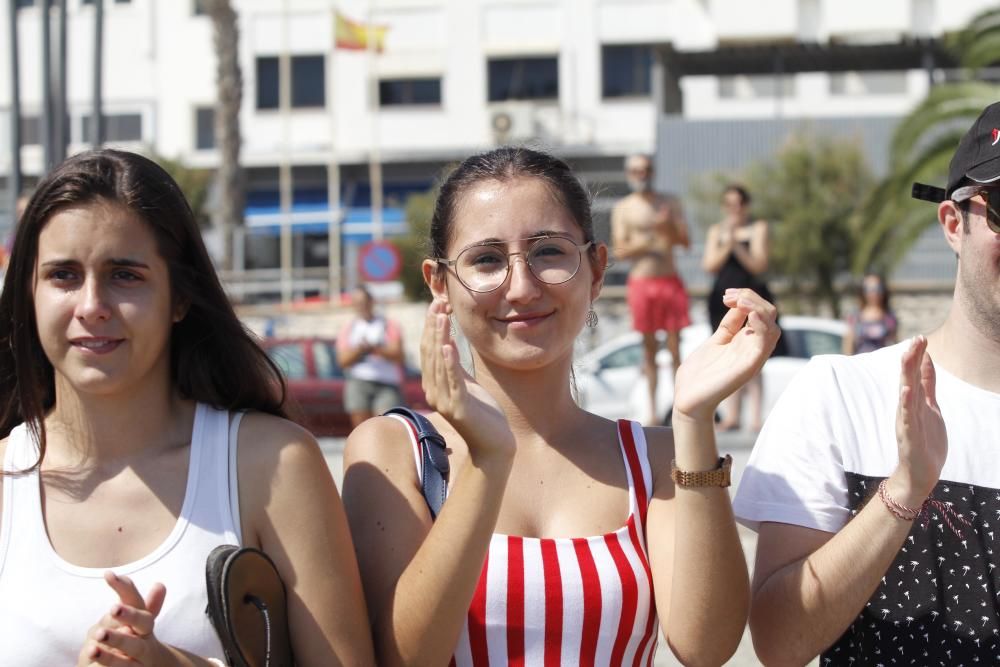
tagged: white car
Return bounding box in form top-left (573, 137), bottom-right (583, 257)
top-left (574, 315), bottom-right (847, 425)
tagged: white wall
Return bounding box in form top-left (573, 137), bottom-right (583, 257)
top-left (0, 0), bottom-right (996, 178)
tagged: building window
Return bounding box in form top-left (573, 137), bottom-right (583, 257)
top-left (487, 56), bottom-right (558, 102)
top-left (19, 115), bottom-right (41, 146)
top-left (16, 0), bottom-right (35, 7)
top-left (195, 106), bottom-right (215, 149)
top-left (82, 113), bottom-right (143, 143)
top-left (256, 55), bottom-right (326, 109)
top-left (379, 78), bottom-right (442, 106)
top-left (829, 71), bottom-right (908, 96)
top-left (256, 57), bottom-right (280, 110)
top-left (291, 55), bottom-right (325, 108)
top-left (718, 74), bottom-right (795, 99)
top-left (193, 0), bottom-right (207, 14)
top-left (602, 44), bottom-right (653, 98)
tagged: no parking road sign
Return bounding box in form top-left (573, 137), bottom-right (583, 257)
top-left (358, 240), bottom-right (402, 282)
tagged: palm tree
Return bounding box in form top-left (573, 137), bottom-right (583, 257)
top-left (202, 0), bottom-right (243, 274)
top-left (854, 7), bottom-right (1000, 274)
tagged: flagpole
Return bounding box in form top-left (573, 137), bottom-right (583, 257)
top-left (327, 2), bottom-right (341, 301)
top-left (279, 0), bottom-right (293, 304)
top-left (8, 0), bottom-right (23, 227)
top-left (367, 0), bottom-right (383, 242)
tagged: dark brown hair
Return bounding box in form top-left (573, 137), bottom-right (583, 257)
top-left (0, 149), bottom-right (287, 469)
top-left (723, 184), bottom-right (752, 206)
top-left (429, 147), bottom-right (597, 262)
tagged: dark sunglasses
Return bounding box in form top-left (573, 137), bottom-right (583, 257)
top-left (950, 185), bottom-right (1000, 234)
top-left (912, 182), bottom-right (1000, 234)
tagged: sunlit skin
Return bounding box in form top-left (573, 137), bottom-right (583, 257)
top-left (746, 192), bottom-right (1000, 666)
top-left (344, 166), bottom-right (769, 665)
top-left (435, 177), bottom-right (601, 377)
top-left (33, 200), bottom-right (185, 404)
top-left (953, 196), bottom-right (1000, 343)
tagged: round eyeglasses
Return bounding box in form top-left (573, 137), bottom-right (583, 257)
top-left (434, 236), bottom-right (594, 293)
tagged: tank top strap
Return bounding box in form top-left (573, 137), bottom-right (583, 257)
top-left (0, 425), bottom-right (49, 578)
top-left (190, 403), bottom-right (241, 546)
top-left (386, 413), bottom-right (424, 485)
top-left (616, 419), bottom-right (653, 530)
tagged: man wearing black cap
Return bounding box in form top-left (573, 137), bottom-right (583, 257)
top-left (731, 101), bottom-right (1000, 665)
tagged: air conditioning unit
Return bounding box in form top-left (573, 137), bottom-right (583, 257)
top-left (489, 103), bottom-right (536, 144)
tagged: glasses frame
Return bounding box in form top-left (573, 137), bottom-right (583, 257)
top-left (434, 235), bottom-right (595, 293)
top-left (950, 185), bottom-right (1000, 234)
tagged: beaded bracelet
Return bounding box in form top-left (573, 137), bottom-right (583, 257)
top-left (877, 478), bottom-right (971, 538)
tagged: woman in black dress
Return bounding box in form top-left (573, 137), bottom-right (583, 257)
top-left (702, 185), bottom-right (778, 431)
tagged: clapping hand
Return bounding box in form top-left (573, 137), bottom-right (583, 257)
top-left (891, 336), bottom-right (947, 504)
top-left (77, 572), bottom-right (173, 667)
top-left (420, 299), bottom-right (514, 461)
top-left (672, 288), bottom-right (780, 422)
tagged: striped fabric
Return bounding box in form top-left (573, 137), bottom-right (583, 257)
top-left (390, 417), bottom-right (658, 667)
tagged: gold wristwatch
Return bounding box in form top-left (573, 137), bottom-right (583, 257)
top-left (670, 454), bottom-right (733, 488)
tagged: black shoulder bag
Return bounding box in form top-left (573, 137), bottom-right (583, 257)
top-left (383, 407), bottom-right (451, 518)
top-left (205, 545), bottom-right (294, 667)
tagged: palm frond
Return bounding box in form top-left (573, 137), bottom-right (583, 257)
top-left (947, 7), bottom-right (1000, 67)
top-left (889, 83), bottom-right (997, 168)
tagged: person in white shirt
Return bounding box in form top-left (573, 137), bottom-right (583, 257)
top-left (337, 285), bottom-right (406, 428)
top-left (734, 101), bottom-right (1000, 665)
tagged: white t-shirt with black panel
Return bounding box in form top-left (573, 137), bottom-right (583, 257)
top-left (734, 341), bottom-right (1000, 664)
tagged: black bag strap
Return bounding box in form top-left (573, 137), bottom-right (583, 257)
top-left (383, 407), bottom-right (450, 519)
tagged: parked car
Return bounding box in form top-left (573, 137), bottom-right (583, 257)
top-left (574, 315), bottom-right (847, 425)
top-left (261, 337), bottom-right (428, 437)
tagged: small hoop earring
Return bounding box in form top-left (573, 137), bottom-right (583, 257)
top-left (586, 305), bottom-right (598, 328)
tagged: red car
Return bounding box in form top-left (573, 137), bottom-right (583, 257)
top-left (261, 337), bottom-right (428, 437)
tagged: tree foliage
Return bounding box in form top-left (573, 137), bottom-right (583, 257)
top-left (397, 189), bottom-right (436, 302)
top-left (855, 7), bottom-right (1000, 274)
top-left (747, 135), bottom-right (873, 317)
top-left (155, 154), bottom-right (212, 228)
top-left (690, 134), bottom-right (874, 317)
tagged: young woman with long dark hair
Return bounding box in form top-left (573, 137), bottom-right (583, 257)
top-left (0, 150), bottom-right (374, 666)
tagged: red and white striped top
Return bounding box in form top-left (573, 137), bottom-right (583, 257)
top-left (390, 417), bottom-right (658, 667)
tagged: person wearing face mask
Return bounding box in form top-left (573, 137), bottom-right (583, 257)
top-left (611, 154), bottom-right (691, 426)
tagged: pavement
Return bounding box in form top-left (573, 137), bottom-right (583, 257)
top-left (319, 428), bottom-right (813, 667)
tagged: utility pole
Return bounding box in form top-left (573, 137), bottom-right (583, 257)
top-left (8, 0), bottom-right (23, 227)
top-left (40, 0), bottom-right (53, 170)
top-left (93, 0), bottom-right (104, 146)
top-left (54, 0), bottom-right (67, 163)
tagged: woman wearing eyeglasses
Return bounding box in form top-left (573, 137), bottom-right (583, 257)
top-left (343, 147), bottom-right (778, 666)
top-left (842, 273), bottom-right (898, 355)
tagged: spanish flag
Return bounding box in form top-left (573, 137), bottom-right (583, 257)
top-left (334, 11), bottom-right (388, 52)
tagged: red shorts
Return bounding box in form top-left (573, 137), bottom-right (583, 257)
top-left (627, 275), bottom-right (691, 334)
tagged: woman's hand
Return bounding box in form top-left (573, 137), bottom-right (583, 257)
top-left (672, 288), bottom-right (779, 422)
top-left (887, 336), bottom-right (946, 506)
top-left (77, 572), bottom-right (174, 667)
top-left (420, 299), bottom-right (515, 463)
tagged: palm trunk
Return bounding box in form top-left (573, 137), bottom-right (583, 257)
top-left (205, 0), bottom-right (243, 273)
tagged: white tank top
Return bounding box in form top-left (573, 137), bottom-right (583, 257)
top-left (0, 403), bottom-right (244, 665)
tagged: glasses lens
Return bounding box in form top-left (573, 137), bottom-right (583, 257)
top-left (456, 244), bottom-right (508, 292)
top-left (528, 237), bottom-right (582, 285)
top-left (985, 190), bottom-right (1000, 234)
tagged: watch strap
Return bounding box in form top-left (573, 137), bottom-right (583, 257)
top-left (670, 454), bottom-right (733, 488)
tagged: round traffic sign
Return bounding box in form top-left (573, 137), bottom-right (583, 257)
top-left (357, 240), bottom-right (402, 282)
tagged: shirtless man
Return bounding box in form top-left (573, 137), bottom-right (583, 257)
top-left (611, 153), bottom-right (691, 425)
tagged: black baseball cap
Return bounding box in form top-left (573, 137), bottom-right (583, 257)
top-left (912, 101), bottom-right (1000, 204)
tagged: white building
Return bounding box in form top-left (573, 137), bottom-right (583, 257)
top-left (0, 0), bottom-right (992, 297)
